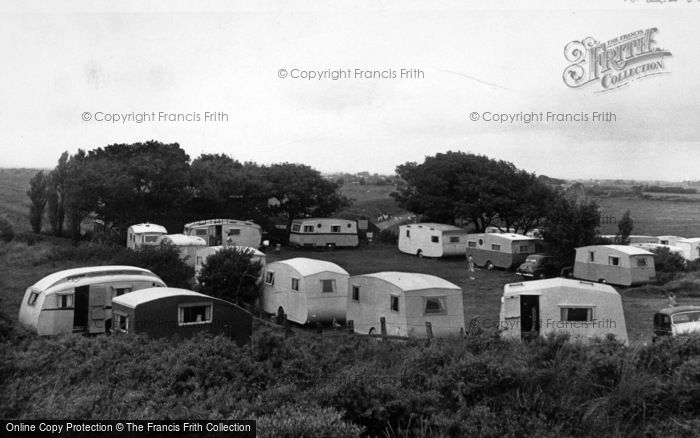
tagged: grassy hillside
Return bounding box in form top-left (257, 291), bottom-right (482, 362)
top-left (597, 197), bottom-right (700, 237)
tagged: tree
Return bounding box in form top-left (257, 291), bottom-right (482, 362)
top-left (47, 152), bottom-right (69, 236)
top-left (392, 151), bottom-right (556, 231)
top-left (615, 210), bottom-right (634, 245)
top-left (540, 198), bottom-right (601, 266)
top-left (110, 242), bottom-right (193, 288)
top-left (27, 170), bottom-right (48, 233)
top-left (265, 163), bottom-right (351, 234)
top-left (196, 247), bottom-right (264, 305)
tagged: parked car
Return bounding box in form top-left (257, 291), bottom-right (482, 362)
top-left (653, 306), bottom-right (700, 342)
top-left (515, 254), bottom-right (560, 279)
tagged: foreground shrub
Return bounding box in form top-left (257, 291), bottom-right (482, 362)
top-left (255, 405), bottom-right (363, 438)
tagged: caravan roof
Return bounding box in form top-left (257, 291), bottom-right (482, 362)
top-left (404, 223), bottom-right (465, 232)
top-left (277, 258), bottom-right (349, 277)
top-left (491, 233), bottom-right (538, 241)
top-left (160, 234), bottom-right (207, 246)
top-left (184, 218), bottom-right (261, 229)
top-left (129, 223), bottom-right (167, 234)
top-left (112, 287), bottom-right (208, 309)
top-left (360, 272), bottom-right (460, 292)
top-left (585, 245), bottom-right (654, 256)
top-left (32, 266), bottom-right (159, 291)
top-left (504, 277), bottom-right (619, 297)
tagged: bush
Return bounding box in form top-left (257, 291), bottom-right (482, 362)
top-left (110, 242), bottom-right (194, 288)
top-left (197, 247), bottom-right (263, 305)
top-left (0, 216), bottom-right (15, 243)
top-left (652, 247), bottom-right (687, 283)
top-left (377, 228), bottom-right (398, 245)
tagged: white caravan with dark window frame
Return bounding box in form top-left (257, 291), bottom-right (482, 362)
top-left (261, 258), bottom-right (350, 324)
top-left (398, 223), bottom-right (469, 258)
top-left (183, 218), bottom-right (263, 248)
top-left (288, 218), bottom-right (359, 249)
top-left (18, 266), bottom-right (166, 336)
top-left (499, 278), bottom-right (628, 344)
top-left (346, 272), bottom-right (465, 338)
top-left (465, 233), bottom-right (540, 270)
top-left (126, 223), bottom-right (168, 250)
top-left (573, 245), bottom-right (656, 286)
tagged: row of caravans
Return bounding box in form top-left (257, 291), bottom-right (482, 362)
top-left (398, 223), bottom-right (540, 269)
top-left (18, 260), bottom-right (630, 344)
top-left (260, 257), bottom-right (630, 343)
top-left (18, 265), bottom-right (253, 344)
top-left (601, 234), bottom-right (700, 262)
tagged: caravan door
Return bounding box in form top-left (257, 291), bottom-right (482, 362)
top-left (520, 295), bottom-right (540, 341)
top-left (88, 286), bottom-right (108, 334)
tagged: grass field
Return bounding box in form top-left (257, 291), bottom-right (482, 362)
top-left (597, 196), bottom-right (700, 237)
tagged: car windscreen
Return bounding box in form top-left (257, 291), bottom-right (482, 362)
top-left (672, 311), bottom-right (700, 324)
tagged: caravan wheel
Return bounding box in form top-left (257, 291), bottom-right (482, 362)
top-left (417, 250), bottom-right (423, 258)
top-left (485, 261), bottom-right (494, 271)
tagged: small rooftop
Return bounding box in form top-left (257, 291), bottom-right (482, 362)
top-left (129, 223), bottom-right (167, 234)
top-left (578, 245), bottom-right (654, 256)
top-left (359, 271), bottom-right (460, 292)
top-left (112, 287), bottom-right (211, 309)
top-left (272, 258), bottom-right (349, 277)
top-left (402, 223), bottom-right (466, 232)
top-left (158, 234), bottom-right (207, 246)
top-left (504, 277), bottom-right (619, 296)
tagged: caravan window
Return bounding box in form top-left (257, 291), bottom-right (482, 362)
top-left (519, 245), bottom-right (531, 253)
top-left (321, 279), bottom-right (336, 293)
top-left (449, 236), bottom-right (460, 243)
top-left (406, 230), bottom-right (410, 237)
top-left (292, 224), bottom-right (301, 232)
top-left (114, 313), bottom-right (129, 332)
top-left (672, 311), bottom-right (700, 324)
top-left (561, 307), bottom-right (593, 322)
top-left (292, 278), bottom-right (300, 291)
top-left (431, 236), bottom-right (439, 243)
top-left (112, 287), bottom-right (132, 298)
top-left (608, 256), bottom-right (620, 266)
top-left (390, 296), bottom-right (399, 312)
top-left (589, 251), bottom-right (595, 262)
top-left (57, 294), bottom-right (73, 308)
top-left (178, 303), bottom-right (212, 325)
top-left (468, 241), bottom-right (476, 248)
top-left (144, 235), bottom-right (159, 243)
top-left (424, 297), bottom-right (446, 315)
top-left (636, 257), bottom-right (648, 267)
top-left (331, 225), bottom-right (341, 233)
top-left (195, 229), bottom-right (207, 236)
top-left (228, 229), bottom-right (241, 235)
top-left (491, 244), bottom-right (501, 251)
top-left (265, 272), bottom-right (275, 285)
top-left (303, 225), bottom-right (314, 232)
top-left (352, 285), bottom-right (360, 302)
top-left (27, 290), bottom-right (40, 306)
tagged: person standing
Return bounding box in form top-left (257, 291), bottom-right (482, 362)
top-left (467, 254), bottom-right (475, 280)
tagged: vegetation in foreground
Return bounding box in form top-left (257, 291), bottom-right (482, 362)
top-left (2, 314), bottom-right (700, 437)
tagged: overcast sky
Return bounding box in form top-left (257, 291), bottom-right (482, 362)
top-left (1, 0), bottom-right (698, 180)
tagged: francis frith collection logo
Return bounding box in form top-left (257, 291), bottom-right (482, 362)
top-left (563, 28), bottom-right (672, 91)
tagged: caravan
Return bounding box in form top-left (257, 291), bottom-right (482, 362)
top-left (573, 245), bottom-right (656, 286)
top-left (289, 218), bottom-right (359, 249)
top-left (18, 266), bottom-right (165, 336)
top-left (261, 258), bottom-right (350, 324)
top-left (346, 272), bottom-right (465, 338)
top-left (465, 233), bottom-right (540, 270)
top-left (499, 278), bottom-right (628, 344)
top-left (126, 223), bottom-right (167, 250)
top-left (398, 223), bottom-right (469, 258)
top-left (155, 234), bottom-right (207, 267)
top-left (183, 218), bottom-right (263, 248)
top-left (111, 287), bottom-right (252, 346)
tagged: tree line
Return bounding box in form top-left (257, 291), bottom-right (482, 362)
top-left (26, 141), bottom-right (350, 242)
top-left (392, 151), bottom-right (605, 265)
